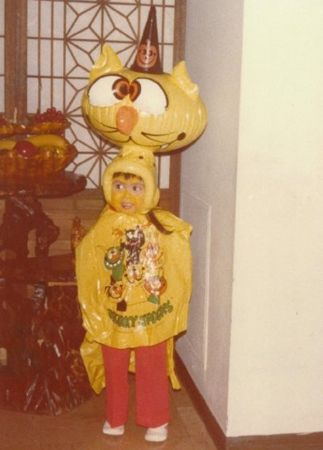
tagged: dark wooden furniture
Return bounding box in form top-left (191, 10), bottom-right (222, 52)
top-left (0, 171), bottom-right (86, 262)
top-left (0, 172), bottom-right (92, 415)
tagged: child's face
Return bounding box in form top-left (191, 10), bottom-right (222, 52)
top-left (111, 174), bottom-right (145, 214)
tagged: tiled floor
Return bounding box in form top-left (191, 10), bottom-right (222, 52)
top-left (0, 375), bottom-right (218, 450)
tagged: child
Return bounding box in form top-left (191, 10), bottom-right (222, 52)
top-left (76, 147), bottom-right (192, 442)
top-left (76, 3), bottom-right (206, 441)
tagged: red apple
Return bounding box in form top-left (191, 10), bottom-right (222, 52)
top-left (15, 140), bottom-right (38, 158)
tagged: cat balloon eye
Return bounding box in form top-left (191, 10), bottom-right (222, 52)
top-left (88, 75), bottom-right (168, 115)
top-left (113, 78), bottom-right (141, 101)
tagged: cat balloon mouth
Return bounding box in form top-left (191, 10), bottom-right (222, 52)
top-left (89, 117), bottom-right (186, 151)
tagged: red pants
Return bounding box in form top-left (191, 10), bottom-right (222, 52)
top-left (102, 341), bottom-right (169, 428)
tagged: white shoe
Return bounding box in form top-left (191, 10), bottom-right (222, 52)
top-left (144, 423), bottom-right (168, 442)
top-left (102, 420), bottom-right (125, 436)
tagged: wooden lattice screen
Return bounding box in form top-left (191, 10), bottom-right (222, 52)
top-left (1, 0), bottom-right (186, 212)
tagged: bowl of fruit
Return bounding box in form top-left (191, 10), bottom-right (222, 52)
top-left (0, 108), bottom-right (77, 179)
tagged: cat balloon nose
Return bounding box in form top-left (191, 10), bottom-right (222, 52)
top-left (116, 106), bottom-right (139, 135)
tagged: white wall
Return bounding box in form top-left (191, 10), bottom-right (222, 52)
top-left (180, 0), bottom-right (323, 438)
top-left (177, 0), bottom-right (244, 431)
top-left (228, 0), bottom-right (323, 436)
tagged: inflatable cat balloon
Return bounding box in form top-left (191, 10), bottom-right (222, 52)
top-left (82, 8), bottom-right (207, 155)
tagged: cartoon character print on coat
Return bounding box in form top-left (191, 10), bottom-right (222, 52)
top-left (104, 223), bottom-right (167, 311)
top-left (104, 246), bottom-right (124, 281)
top-left (124, 226), bottom-right (145, 265)
top-left (141, 228), bottom-right (167, 304)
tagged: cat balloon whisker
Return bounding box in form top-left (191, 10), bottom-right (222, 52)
top-left (140, 132), bottom-right (175, 145)
top-left (141, 131), bottom-right (174, 138)
top-left (141, 131), bottom-right (187, 147)
top-left (96, 121), bottom-right (118, 131)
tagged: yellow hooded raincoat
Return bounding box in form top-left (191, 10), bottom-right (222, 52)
top-left (76, 146), bottom-right (192, 393)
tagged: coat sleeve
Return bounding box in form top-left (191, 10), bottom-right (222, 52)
top-left (75, 230), bottom-right (103, 338)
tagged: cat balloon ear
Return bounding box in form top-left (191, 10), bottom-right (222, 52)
top-left (89, 44), bottom-right (124, 82)
top-left (131, 6), bottom-right (163, 74)
top-left (172, 61), bottom-right (199, 101)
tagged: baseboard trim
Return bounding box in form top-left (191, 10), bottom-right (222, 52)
top-left (174, 353), bottom-right (323, 450)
